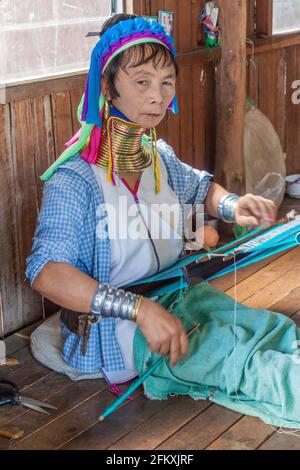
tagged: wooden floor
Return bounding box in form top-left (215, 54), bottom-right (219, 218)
top-left (1, 200), bottom-right (300, 450)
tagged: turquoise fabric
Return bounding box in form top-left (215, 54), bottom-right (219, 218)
top-left (133, 281), bottom-right (300, 429)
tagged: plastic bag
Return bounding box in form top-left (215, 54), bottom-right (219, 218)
top-left (252, 172), bottom-right (286, 205)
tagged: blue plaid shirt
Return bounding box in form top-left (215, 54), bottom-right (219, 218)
top-left (26, 140), bottom-right (213, 373)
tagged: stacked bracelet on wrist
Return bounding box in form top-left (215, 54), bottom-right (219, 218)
top-left (217, 193), bottom-right (239, 223)
top-left (90, 284), bottom-right (143, 322)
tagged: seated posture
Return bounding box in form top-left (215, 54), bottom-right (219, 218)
top-left (26, 14), bottom-right (300, 429)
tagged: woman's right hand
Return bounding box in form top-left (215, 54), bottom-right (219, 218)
top-left (135, 297), bottom-right (189, 367)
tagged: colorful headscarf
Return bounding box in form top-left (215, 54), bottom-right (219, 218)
top-left (40, 17), bottom-right (179, 182)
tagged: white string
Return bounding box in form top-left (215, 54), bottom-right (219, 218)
top-left (232, 253), bottom-right (240, 402)
top-left (0, 290), bottom-right (5, 340)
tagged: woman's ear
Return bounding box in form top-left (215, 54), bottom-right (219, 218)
top-left (101, 76), bottom-right (111, 101)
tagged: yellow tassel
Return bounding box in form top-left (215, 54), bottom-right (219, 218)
top-left (152, 127), bottom-right (161, 194)
top-left (106, 117), bottom-right (113, 184)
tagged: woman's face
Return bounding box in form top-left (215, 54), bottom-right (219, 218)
top-left (106, 53), bottom-right (177, 128)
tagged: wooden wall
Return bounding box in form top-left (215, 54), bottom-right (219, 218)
top-left (1, 0), bottom-right (300, 335)
top-left (0, 76), bottom-right (86, 337)
top-left (247, 43), bottom-right (300, 174)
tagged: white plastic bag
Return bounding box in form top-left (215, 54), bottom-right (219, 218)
top-left (252, 172), bottom-right (286, 207)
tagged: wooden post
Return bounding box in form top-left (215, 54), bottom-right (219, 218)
top-left (256, 0), bottom-right (273, 37)
top-left (214, 0), bottom-right (247, 195)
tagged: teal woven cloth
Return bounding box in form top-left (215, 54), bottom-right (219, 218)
top-left (133, 281), bottom-right (300, 429)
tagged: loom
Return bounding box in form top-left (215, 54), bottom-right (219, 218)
top-left (124, 211), bottom-right (300, 297)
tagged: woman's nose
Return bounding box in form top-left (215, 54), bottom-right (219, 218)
top-left (149, 86), bottom-right (164, 104)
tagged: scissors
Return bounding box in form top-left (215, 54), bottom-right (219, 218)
top-left (0, 379), bottom-right (57, 415)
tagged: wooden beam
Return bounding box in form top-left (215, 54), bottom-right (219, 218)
top-left (256, 0), bottom-right (273, 37)
top-left (214, 0), bottom-right (247, 195)
top-left (3, 73), bottom-right (86, 105)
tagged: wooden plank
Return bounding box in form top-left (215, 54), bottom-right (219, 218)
top-left (157, 404), bottom-right (242, 450)
top-left (210, 250), bottom-right (291, 293)
top-left (12, 388), bottom-right (118, 450)
top-left (109, 396), bottom-right (210, 450)
top-left (4, 334), bottom-right (30, 356)
top-left (291, 309), bottom-right (300, 325)
top-left (192, 61), bottom-right (206, 171)
top-left (4, 74), bottom-right (86, 105)
top-left (256, 0), bottom-right (273, 37)
top-left (247, 0), bottom-right (255, 38)
top-left (203, 59), bottom-right (216, 172)
top-left (178, 64), bottom-right (194, 166)
top-left (31, 95), bottom-right (56, 210)
top-left (268, 285), bottom-right (300, 316)
top-left (10, 99), bottom-right (43, 332)
top-left (206, 415), bottom-right (273, 450)
top-left (149, 0), bottom-right (160, 17)
top-left (0, 363), bottom-right (56, 427)
top-left (247, 51), bottom-right (259, 105)
top-left (14, 319), bottom-right (43, 338)
top-left (132, 0), bottom-right (144, 16)
top-left (259, 430), bottom-right (300, 450)
top-left (242, 265), bottom-right (300, 309)
top-left (1, 320), bottom-right (41, 371)
top-left (70, 87), bottom-right (84, 135)
top-left (254, 50), bottom-right (287, 148)
top-left (0, 103), bottom-right (23, 337)
top-left (0, 346), bottom-right (35, 380)
top-left (285, 45), bottom-right (300, 174)
top-left (11, 379), bottom-right (105, 450)
top-left (51, 92), bottom-right (73, 158)
top-left (177, 0), bottom-right (193, 53)
top-left (252, 31), bottom-right (300, 55)
top-left (61, 393), bottom-right (169, 450)
top-left (191, 0), bottom-right (203, 50)
top-left (224, 248), bottom-right (300, 303)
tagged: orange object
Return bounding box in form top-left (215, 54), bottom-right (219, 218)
top-left (195, 225), bottom-right (220, 248)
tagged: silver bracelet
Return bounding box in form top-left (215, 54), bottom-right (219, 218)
top-left (90, 284), bottom-right (109, 315)
top-left (89, 283), bottom-right (141, 321)
top-left (217, 193), bottom-right (239, 223)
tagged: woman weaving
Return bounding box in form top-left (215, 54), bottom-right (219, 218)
top-left (26, 14), bottom-right (300, 428)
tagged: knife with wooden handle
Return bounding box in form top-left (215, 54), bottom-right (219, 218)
top-left (0, 359), bottom-right (19, 367)
top-left (0, 427), bottom-right (24, 440)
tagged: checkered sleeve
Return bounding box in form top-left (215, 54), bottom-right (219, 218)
top-left (158, 140), bottom-right (214, 206)
top-left (25, 168), bottom-right (91, 287)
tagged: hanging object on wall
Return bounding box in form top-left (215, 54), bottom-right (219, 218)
top-left (158, 10), bottom-right (175, 37)
top-left (200, 1), bottom-right (220, 48)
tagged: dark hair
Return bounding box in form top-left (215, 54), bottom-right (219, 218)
top-left (100, 14), bottom-right (179, 100)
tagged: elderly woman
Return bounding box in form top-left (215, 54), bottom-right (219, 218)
top-left (26, 14), bottom-right (300, 428)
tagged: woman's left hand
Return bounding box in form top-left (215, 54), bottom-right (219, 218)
top-left (234, 194), bottom-right (277, 228)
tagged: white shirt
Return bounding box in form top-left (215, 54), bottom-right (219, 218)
top-left (91, 156), bottom-right (183, 383)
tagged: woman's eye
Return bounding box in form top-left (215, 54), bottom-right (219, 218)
top-left (137, 80), bottom-right (148, 86)
top-left (163, 81), bottom-right (173, 87)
